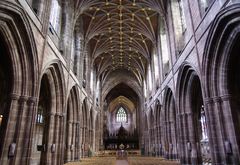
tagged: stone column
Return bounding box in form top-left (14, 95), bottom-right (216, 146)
top-left (82, 127), bottom-right (85, 158)
top-left (0, 94), bottom-right (19, 164)
top-left (43, 112), bottom-right (55, 165)
top-left (187, 112), bottom-right (200, 165)
top-left (182, 113), bottom-right (190, 164)
top-left (156, 126), bottom-right (159, 156)
top-left (10, 96), bottom-right (28, 165)
top-left (148, 129), bottom-right (151, 156)
top-left (83, 127), bottom-right (87, 157)
top-left (79, 127), bottom-right (83, 158)
top-left (54, 113), bottom-right (63, 165)
top-left (22, 97), bottom-right (38, 165)
top-left (170, 120), bottom-right (177, 160)
top-left (170, 120), bottom-right (174, 159)
top-left (164, 121), bottom-right (170, 159)
top-left (72, 122), bottom-right (76, 160)
top-left (92, 129), bottom-right (96, 152)
top-left (66, 120), bottom-right (73, 162)
top-left (75, 122), bottom-right (80, 160)
top-left (159, 125), bottom-right (163, 156)
top-left (205, 97), bottom-right (231, 164)
top-left (59, 114), bottom-right (65, 165)
top-left (178, 114), bottom-right (185, 164)
top-left (221, 96), bottom-right (240, 164)
top-left (162, 121), bottom-right (166, 158)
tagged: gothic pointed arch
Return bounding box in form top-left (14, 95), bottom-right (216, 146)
top-left (31, 62), bottom-right (66, 165)
top-left (0, 1), bottom-right (39, 96)
top-left (41, 61), bottom-right (66, 114)
top-left (202, 4), bottom-right (240, 164)
top-left (176, 63), bottom-right (209, 164)
top-left (0, 2), bottom-right (39, 164)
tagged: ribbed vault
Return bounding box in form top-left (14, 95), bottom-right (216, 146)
top-left (105, 83), bottom-right (139, 104)
top-left (75, 0), bottom-right (164, 84)
top-left (109, 96), bottom-right (135, 112)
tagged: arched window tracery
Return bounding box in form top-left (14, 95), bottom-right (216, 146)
top-left (116, 107), bottom-right (127, 123)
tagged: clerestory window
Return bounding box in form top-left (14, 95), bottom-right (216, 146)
top-left (49, 0), bottom-right (62, 35)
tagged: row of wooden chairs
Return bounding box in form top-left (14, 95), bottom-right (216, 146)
top-left (97, 150), bottom-right (141, 157)
top-left (65, 157), bottom-right (116, 165)
top-left (65, 156), bottom-right (180, 165)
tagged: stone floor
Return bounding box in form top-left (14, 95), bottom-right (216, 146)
top-left (116, 160), bottom-right (128, 165)
top-left (65, 157), bottom-right (180, 165)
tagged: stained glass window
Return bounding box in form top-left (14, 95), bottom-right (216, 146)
top-left (116, 107), bottom-right (127, 122)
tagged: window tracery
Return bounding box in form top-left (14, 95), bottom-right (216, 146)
top-left (116, 107), bottom-right (127, 123)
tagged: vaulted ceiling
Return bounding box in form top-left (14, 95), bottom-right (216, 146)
top-left (108, 96), bottom-right (135, 113)
top-left (75, 0), bottom-right (165, 85)
top-left (74, 0), bottom-right (165, 113)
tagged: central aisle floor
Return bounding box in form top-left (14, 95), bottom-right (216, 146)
top-left (116, 160), bottom-right (128, 165)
